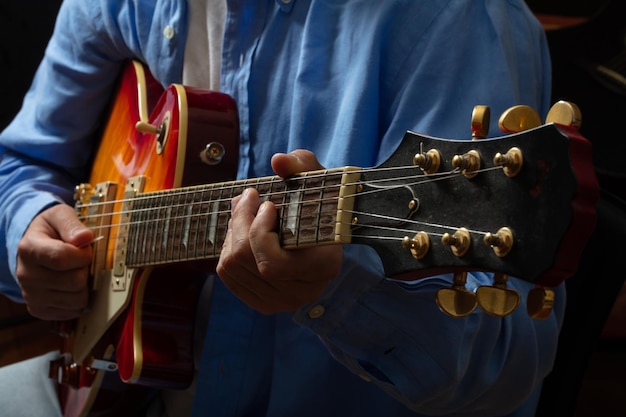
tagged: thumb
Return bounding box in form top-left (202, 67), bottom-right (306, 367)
top-left (42, 204), bottom-right (94, 247)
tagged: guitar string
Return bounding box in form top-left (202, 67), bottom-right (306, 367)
top-left (78, 164), bottom-right (506, 244)
top-left (75, 163), bottom-right (453, 212)
top-left (76, 164), bottom-right (503, 224)
top-left (79, 167), bottom-right (508, 260)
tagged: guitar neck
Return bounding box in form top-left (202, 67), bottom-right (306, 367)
top-left (122, 167), bottom-right (361, 268)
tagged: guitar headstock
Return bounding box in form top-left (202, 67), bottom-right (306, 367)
top-left (349, 103), bottom-right (599, 318)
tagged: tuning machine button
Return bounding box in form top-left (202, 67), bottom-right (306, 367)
top-left (442, 227), bottom-right (471, 257)
top-left (436, 272), bottom-right (478, 318)
top-left (471, 105), bottom-right (491, 140)
top-left (498, 105), bottom-right (542, 133)
top-left (545, 100), bottom-right (582, 128)
top-left (527, 286), bottom-right (555, 319)
top-left (476, 272), bottom-right (520, 317)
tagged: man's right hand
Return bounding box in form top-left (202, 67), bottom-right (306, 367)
top-left (16, 204), bottom-right (94, 321)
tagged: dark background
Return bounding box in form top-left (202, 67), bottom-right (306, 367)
top-left (0, 1), bottom-right (63, 129)
top-left (0, 2), bottom-right (624, 416)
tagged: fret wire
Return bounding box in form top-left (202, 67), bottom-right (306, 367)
top-left (162, 198), bottom-right (173, 263)
top-left (207, 186), bottom-right (219, 257)
top-left (315, 172), bottom-right (325, 244)
top-left (197, 186), bottom-right (210, 258)
top-left (151, 192), bottom-right (164, 264)
top-left (142, 194), bottom-right (154, 264)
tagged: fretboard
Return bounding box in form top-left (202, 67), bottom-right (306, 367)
top-left (122, 167), bottom-right (361, 268)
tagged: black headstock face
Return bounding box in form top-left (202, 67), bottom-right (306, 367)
top-left (350, 123), bottom-right (597, 286)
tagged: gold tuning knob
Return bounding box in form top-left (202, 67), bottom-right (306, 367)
top-left (402, 232), bottom-right (430, 260)
top-left (436, 272), bottom-right (478, 318)
top-left (441, 227), bottom-right (471, 257)
top-left (493, 147), bottom-right (523, 177)
top-left (451, 150), bottom-right (481, 179)
top-left (483, 227), bottom-right (514, 257)
top-left (498, 105), bottom-right (542, 133)
top-left (545, 100), bottom-right (582, 128)
top-left (526, 286), bottom-right (555, 319)
top-left (413, 148), bottom-right (441, 175)
top-left (476, 272), bottom-right (520, 317)
top-left (471, 105), bottom-right (491, 139)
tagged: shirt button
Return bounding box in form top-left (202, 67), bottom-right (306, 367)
top-left (308, 305), bottom-right (325, 319)
top-left (163, 25), bottom-right (175, 39)
top-left (281, 0), bottom-right (291, 3)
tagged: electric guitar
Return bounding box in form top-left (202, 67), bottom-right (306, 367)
top-left (50, 61), bottom-right (599, 416)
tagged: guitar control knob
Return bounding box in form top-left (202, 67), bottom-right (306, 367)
top-left (476, 272), bottom-right (520, 317)
top-left (442, 227), bottom-right (471, 257)
top-left (436, 271), bottom-right (477, 318)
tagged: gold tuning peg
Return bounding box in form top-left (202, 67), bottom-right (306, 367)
top-left (441, 227), bottom-right (471, 257)
top-left (545, 100), bottom-right (582, 129)
top-left (471, 105), bottom-right (491, 139)
top-left (476, 272), bottom-right (520, 317)
top-left (526, 286), bottom-right (555, 319)
top-left (498, 105), bottom-right (542, 133)
top-left (436, 272), bottom-right (477, 318)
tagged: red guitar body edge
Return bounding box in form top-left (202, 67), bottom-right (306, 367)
top-left (538, 124), bottom-right (599, 288)
top-left (56, 61), bottom-right (239, 417)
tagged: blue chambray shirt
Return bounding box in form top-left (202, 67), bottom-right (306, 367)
top-left (0, 0), bottom-right (563, 416)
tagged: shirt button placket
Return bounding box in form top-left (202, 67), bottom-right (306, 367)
top-left (163, 25), bottom-right (175, 40)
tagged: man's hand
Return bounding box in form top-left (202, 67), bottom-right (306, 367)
top-left (217, 150), bottom-right (343, 315)
top-left (16, 204), bottom-right (94, 320)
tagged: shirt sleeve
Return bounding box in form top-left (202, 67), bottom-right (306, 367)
top-left (294, 245), bottom-right (565, 415)
top-left (293, 1), bottom-right (562, 415)
top-left (0, 0), bottom-right (180, 300)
